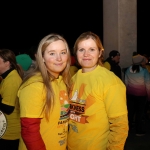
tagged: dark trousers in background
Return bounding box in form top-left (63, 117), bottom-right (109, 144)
top-left (127, 94), bottom-right (147, 133)
top-left (0, 139), bottom-right (19, 150)
top-left (144, 100), bottom-right (150, 119)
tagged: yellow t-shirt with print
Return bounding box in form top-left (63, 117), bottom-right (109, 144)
top-left (18, 74), bottom-right (69, 150)
top-left (68, 65), bottom-right (128, 150)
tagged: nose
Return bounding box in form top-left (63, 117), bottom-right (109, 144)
top-left (83, 50), bottom-right (89, 56)
top-left (56, 54), bottom-right (62, 61)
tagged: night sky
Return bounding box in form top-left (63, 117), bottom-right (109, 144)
top-left (0, 1), bottom-right (103, 55)
top-left (0, 1), bottom-right (149, 56)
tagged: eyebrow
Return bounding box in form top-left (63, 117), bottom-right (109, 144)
top-left (47, 48), bottom-right (67, 52)
top-left (78, 47), bottom-right (97, 49)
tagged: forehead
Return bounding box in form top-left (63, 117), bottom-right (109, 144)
top-left (113, 55), bottom-right (120, 59)
top-left (46, 40), bottom-right (66, 51)
top-left (78, 38), bottom-right (97, 48)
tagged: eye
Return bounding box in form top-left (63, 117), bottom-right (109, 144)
top-left (90, 48), bottom-right (95, 51)
top-left (61, 51), bottom-right (67, 54)
top-left (49, 52), bottom-right (55, 56)
top-left (78, 48), bottom-right (84, 52)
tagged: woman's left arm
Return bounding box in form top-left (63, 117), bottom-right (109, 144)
top-left (107, 114), bottom-right (128, 150)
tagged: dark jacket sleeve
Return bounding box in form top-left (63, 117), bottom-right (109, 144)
top-left (0, 96), bottom-right (14, 114)
top-left (21, 118), bottom-right (46, 150)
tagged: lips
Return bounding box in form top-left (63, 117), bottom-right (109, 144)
top-left (83, 59), bottom-right (91, 61)
top-left (55, 63), bottom-right (63, 65)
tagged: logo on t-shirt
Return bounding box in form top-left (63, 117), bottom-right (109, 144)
top-left (69, 90), bottom-right (89, 124)
top-left (59, 90), bottom-right (70, 120)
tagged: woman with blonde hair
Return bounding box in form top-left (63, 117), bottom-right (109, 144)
top-left (18, 33), bottom-right (71, 150)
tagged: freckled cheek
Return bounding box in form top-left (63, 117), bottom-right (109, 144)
top-left (76, 54), bottom-right (82, 60)
top-left (44, 59), bottom-right (54, 65)
top-left (77, 58), bottom-right (82, 64)
top-left (45, 56), bottom-right (55, 61)
top-left (62, 56), bottom-right (69, 62)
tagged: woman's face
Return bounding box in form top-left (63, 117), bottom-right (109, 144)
top-left (43, 40), bottom-right (68, 78)
top-left (0, 57), bottom-right (10, 75)
top-left (76, 38), bottom-right (102, 73)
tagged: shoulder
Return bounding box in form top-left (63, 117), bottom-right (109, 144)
top-left (92, 66), bottom-right (126, 94)
top-left (140, 66), bottom-right (148, 72)
top-left (6, 70), bottom-right (22, 82)
top-left (8, 69), bottom-right (19, 76)
top-left (20, 73), bottom-right (43, 90)
top-left (98, 66), bottom-right (125, 85)
top-left (103, 61), bottom-right (111, 70)
top-left (93, 66), bottom-right (124, 86)
top-left (142, 67), bottom-right (150, 74)
top-left (99, 66), bottom-right (120, 78)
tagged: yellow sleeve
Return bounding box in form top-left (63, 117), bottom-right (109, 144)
top-left (107, 114), bottom-right (129, 150)
top-left (103, 62), bottom-right (111, 70)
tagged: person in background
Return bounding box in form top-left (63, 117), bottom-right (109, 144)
top-left (0, 49), bottom-right (23, 150)
top-left (68, 31), bottom-right (128, 150)
top-left (16, 53), bottom-right (33, 77)
top-left (132, 51), bottom-right (138, 56)
top-left (27, 45), bottom-right (38, 72)
top-left (125, 54), bottom-right (150, 136)
top-left (103, 50), bottom-right (122, 79)
top-left (27, 45), bottom-right (38, 61)
top-left (18, 33), bottom-right (71, 150)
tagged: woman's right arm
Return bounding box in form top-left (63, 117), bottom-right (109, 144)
top-left (21, 118), bottom-right (46, 150)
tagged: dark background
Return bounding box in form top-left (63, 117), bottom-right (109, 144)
top-left (0, 1), bottom-right (149, 56)
top-left (137, 0), bottom-right (149, 55)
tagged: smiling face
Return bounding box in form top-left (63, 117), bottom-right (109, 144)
top-left (43, 40), bottom-right (68, 78)
top-left (76, 38), bottom-right (102, 73)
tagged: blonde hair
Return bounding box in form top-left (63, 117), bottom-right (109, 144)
top-left (73, 31), bottom-right (104, 66)
top-left (22, 33), bottom-right (71, 121)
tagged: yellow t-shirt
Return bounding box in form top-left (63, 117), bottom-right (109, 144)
top-left (68, 65), bottom-right (128, 150)
top-left (0, 70), bottom-right (22, 140)
top-left (69, 66), bottom-right (78, 77)
top-left (103, 61), bottom-right (111, 70)
top-left (18, 74), bottom-right (69, 150)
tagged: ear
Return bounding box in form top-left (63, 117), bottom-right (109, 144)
top-left (34, 53), bottom-right (37, 58)
top-left (6, 61), bottom-right (10, 66)
top-left (99, 50), bottom-right (102, 57)
top-left (5, 61), bottom-right (11, 69)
